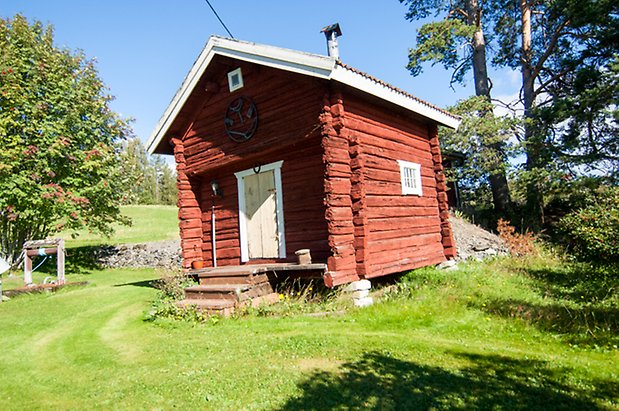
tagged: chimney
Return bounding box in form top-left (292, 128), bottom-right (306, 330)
top-left (321, 23), bottom-right (342, 60)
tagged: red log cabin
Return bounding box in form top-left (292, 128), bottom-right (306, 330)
top-left (147, 35), bottom-right (460, 288)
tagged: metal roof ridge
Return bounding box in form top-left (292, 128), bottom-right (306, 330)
top-left (334, 61), bottom-right (460, 122)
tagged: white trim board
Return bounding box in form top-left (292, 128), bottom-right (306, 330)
top-left (234, 160), bottom-right (286, 262)
top-left (147, 36), bottom-right (460, 154)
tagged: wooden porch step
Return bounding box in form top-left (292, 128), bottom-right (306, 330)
top-left (184, 282), bottom-right (274, 302)
top-left (193, 263), bottom-right (327, 285)
top-left (195, 266), bottom-right (271, 286)
top-left (185, 284), bottom-right (252, 293)
top-left (193, 263), bottom-right (328, 277)
top-left (179, 263), bottom-right (327, 317)
top-left (184, 284), bottom-right (250, 301)
top-left (175, 299), bottom-right (236, 316)
top-left (193, 266), bottom-right (269, 277)
top-left (199, 273), bottom-right (270, 286)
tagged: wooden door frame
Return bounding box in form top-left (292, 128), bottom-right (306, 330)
top-left (234, 160), bottom-right (286, 262)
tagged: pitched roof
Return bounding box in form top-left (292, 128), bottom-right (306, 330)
top-left (147, 36), bottom-right (460, 154)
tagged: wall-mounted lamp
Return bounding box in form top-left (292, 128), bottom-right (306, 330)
top-left (210, 180), bottom-right (223, 197)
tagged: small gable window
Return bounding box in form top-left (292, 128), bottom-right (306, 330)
top-left (397, 160), bottom-right (422, 196)
top-left (227, 67), bottom-right (244, 92)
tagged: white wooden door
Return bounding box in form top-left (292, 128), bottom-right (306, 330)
top-left (243, 170), bottom-right (279, 259)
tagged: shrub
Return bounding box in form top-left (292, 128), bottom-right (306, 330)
top-left (497, 219), bottom-right (538, 256)
top-left (145, 271), bottom-right (211, 324)
top-left (559, 186), bottom-right (619, 262)
top-left (153, 271), bottom-right (196, 300)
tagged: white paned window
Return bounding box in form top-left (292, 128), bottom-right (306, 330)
top-left (397, 160), bottom-right (423, 196)
top-left (227, 67), bottom-right (244, 92)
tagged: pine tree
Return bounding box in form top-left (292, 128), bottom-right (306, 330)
top-left (400, 0), bottom-right (513, 216)
top-left (401, 0), bottom-right (618, 227)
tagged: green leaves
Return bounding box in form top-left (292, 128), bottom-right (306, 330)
top-left (119, 138), bottom-right (177, 206)
top-left (408, 19), bottom-right (476, 81)
top-left (559, 186), bottom-right (619, 262)
top-left (401, 0), bottom-right (618, 228)
top-left (440, 96), bottom-right (517, 204)
top-left (0, 14), bottom-right (133, 263)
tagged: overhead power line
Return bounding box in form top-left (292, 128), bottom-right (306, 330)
top-left (204, 0), bottom-right (234, 38)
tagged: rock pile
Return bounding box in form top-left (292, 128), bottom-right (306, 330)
top-left (96, 240), bottom-right (181, 269)
top-left (449, 214), bottom-right (508, 261)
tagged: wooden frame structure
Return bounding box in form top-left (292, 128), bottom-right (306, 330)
top-left (23, 239), bottom-right (65, 285)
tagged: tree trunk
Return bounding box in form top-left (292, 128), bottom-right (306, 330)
top-left (520, 0), bottom-right (543, 226)
top-left (467, 0), bottom-right (512, 216)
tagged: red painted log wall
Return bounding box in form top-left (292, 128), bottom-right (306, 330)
top-left (181, 59), bottom-right (326, 176)
top-left (321, 92), bottom-right (360, 287)
top-left (173, 58), bottom-right (329, 267)
top-left (170, 54), bottom-right (455, 283)
top-left (339, 95), bottom-right (450, 279)
top-left (171, 138), bottom-right (203, 269)
top-left (197, 141), bottom-right (329, 267)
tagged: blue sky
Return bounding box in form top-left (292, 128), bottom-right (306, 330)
top-left (3, 1), bottom-right (519, 146)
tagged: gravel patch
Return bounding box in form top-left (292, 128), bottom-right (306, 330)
top-left (449, 214), bottom-right (508, 261)
top-left (96, 240), bottom-right (181, 269)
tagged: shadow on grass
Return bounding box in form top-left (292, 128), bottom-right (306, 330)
top-left (33, 245), bottom-right (104, 275)
top-left (480, 298), bottom-right (619, 347)
top-left (478, 262), bottom-right (619, 347)
top-left (114, 280), bottom-right (156, 288)
top-left (526, 263), bottom-right (618, 303)
top-left (280, 351), bottom-right (616, 410)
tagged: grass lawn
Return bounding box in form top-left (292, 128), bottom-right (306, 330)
top-left (58, 205), bottom-right (179, 248)
top-left (0, 256), bottom-right (617, 409)
top-left (1, 205), bottom-right (179, 291)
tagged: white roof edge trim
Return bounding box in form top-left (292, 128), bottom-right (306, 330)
top-left (330, 66), bottom-right (461, 130)
top-left (146, 37), bottom-right (218, 154)
top-left (147, 37), bottom-right (335, 154)
top-left (214, 47), bottom-right (333, 79)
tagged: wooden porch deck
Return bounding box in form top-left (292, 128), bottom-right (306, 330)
top-left (188, 262), bottom-right (328, 278)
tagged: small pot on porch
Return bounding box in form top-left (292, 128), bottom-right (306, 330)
top-left (191, 260), bottom-right (204, 270)
top-left (295, 249), bottom-right (312, 265)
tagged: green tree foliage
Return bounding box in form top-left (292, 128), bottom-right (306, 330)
top-left (400, 0), bottom-right (618, 228)
top-left (440, 96), bottom-right (517, 221)
top-left (119, 138), bottom-right (177, 206)
top-left (119, 137), bottom-right (150, 204)
top-left (535, 51), bottom-right (619, 179)
top-left (559, 186), bottom-right (619, 262)
top-left (401, 0), bottom-right (476, 84)
top-left (154, 156), bottom-right (178, 206)
top-left (0, 15), bottom-right (132, 264)
top-left (489, 0), bottom-right (618, 224)
top-left (400, 0), bottom-right (513, 216)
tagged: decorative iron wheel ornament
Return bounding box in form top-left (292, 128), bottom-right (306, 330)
top-left (224, 96), bottom-right (258, 142)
